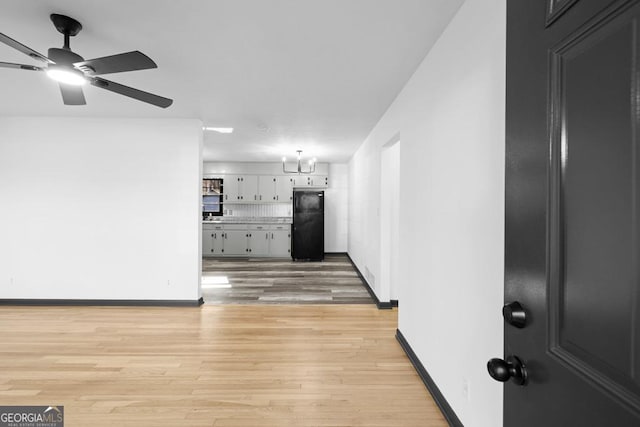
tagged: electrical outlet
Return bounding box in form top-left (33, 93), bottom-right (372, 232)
top-left (462, 378), bottom-right (471, 401)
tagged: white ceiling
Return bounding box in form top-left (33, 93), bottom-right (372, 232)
top-left (0, 0), bottom-right (464, 162)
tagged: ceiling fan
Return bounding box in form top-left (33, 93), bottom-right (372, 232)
top-left (0, 14), bottom-right (173, 108)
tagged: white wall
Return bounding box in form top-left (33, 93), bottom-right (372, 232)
top-left (0, 117), bottom-right (202, 301)
top-left (348, 0), bottom-right (505, 425)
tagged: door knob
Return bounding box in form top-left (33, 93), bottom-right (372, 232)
top-left (487, 355), bottom-right (528, 385)
top-left (503, 301), bottom-right (527, 328)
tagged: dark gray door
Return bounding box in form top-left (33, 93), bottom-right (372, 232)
top-left (502, 0), bottom-right (640, 425)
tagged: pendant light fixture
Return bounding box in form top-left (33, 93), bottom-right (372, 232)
top-left (282, 150), bottom-right (316, 174)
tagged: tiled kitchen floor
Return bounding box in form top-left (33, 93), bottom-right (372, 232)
top-left (202, 253), bottom-right (374, 304)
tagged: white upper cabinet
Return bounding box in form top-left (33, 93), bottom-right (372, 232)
top-left (223, 175), bottom-right (258, 202)
top-left (242, 175), bottom-right (259, 201)
top-left (217, 172), bottom-right (326, 203)
top-left (275, 176), bottom-right (294, 201)
top-left (258, 176), bottom-right (278, 201)
top-left (222, 175), bottom-right (240, 202)
top-left (291, 175), bottom-right (328, 188)
top-left (253, 175), bottom-right (294, 202)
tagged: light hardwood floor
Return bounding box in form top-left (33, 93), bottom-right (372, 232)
top-left (0, 305), bottom-right (446, 426)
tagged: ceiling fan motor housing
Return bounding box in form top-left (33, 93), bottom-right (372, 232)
top-left (47, 48), bottom-right (83, 66)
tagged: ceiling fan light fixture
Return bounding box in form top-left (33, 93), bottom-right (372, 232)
top-left (46, 65), bottom-right (85, 86)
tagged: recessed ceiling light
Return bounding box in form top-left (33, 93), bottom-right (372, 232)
top-left (203, 127), bottom-right (234, 134)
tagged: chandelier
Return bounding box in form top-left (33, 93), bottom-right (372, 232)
top-left (282, 150), bottom-right (316, 174)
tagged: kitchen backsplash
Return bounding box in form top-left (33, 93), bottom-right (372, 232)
top-left (224, 203), bottom-right (292, 218)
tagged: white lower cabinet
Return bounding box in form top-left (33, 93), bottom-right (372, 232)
top-left (203, 223), bottom-right (291, 258)
top-left (270, 226), bottom-right (291, 257)
top-left (248, 225), bottom-right (270, 256)
top-left (223, 228), bottom-right (249, 256)
top-left (202, 224), bottom-right (224, 255)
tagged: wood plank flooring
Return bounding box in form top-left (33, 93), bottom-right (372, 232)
top-left (0, 305), bottom-right (447, 426)
top-left (202, 254), bottom-right (373, 305)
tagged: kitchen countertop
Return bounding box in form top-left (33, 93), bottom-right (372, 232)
top-left (202, 217), bottom-right (292, 225)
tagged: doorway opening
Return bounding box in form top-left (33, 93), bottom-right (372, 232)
top-left (380, 136), bottom-right (400, 305)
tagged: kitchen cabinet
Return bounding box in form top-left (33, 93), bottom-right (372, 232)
top-left (203, 232), bottom-right (215, 255)
top-left (258, 176), bottom-right (277, 201)
top-left (202, 224), bottom-right (224, 255)
top-left (275, 176), bottom-right (294, 201)
top-left (221, 174), bottom-right (324, 202)
top-left (270, 225), bottom-right (291, 257)
top-left (291, 176), bottom-right (307, 188)
top-left (202, 223), bottom-right (292, 258)
top-left (223, 175), bottom-right (240, 202)
top-left (223, 175), bottom-right (259, 202)
top-left (242, 176), bottom-right (259, 201)
top-left (248, 225), bottom-right (270, 256)
top-left (291, 175), bottom-right (328, 188)
top-left (258, 176), bottom-right (293, 202)
top-left (223, 228), bottom-right (248, 256)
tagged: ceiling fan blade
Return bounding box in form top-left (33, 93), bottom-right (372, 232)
top-left (0, 32), bottom-right (53, 64)
top-left (0, 62), bottom-right (43, 71)
top-left (74, 51), bottom-right (157, 76)
top-left (59, 84), bottom-right (86, 105)
top-left (89, 77), bottom-right (172, 108)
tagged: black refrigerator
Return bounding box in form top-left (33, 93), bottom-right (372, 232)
top-left (291, 190), bottom-right (324, 261)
